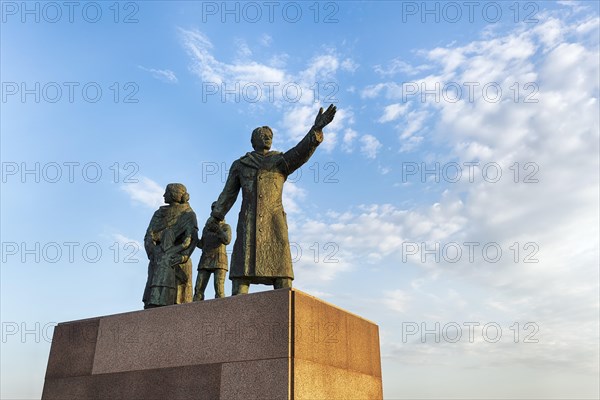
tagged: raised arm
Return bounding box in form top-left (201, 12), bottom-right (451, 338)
top-left (281, 104), bottom-right (337, 175)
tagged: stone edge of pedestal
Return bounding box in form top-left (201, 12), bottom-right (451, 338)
top-left (48, 288), bottom-right (376, 327)
top-left (291, 289), bottom-right (379, 325)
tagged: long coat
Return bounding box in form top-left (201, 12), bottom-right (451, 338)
top-left (142, 203), bottom-right (198, 306)
top-left (212, 127), bottom-right (323, 283)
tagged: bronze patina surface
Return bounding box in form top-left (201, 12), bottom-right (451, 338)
top-left (143, 183), bottom-right (198, 308)
top-left (208, 105), bottom-right (337, 295)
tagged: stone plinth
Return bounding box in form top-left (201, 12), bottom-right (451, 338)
top-left (42, 288), bottom-right (383, 399)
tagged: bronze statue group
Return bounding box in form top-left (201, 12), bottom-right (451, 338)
top-left (142, 105), bottom-right (337, 309)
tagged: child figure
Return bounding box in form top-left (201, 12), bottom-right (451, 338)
top-left (193, 203), bottom-right (231, 301)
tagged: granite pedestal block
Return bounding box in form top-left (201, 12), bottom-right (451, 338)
top-left (42, 288), bottom-right (383, 399)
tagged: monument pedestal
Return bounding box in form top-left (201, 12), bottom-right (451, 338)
top-left (42, 288), bottom-right (383, 399)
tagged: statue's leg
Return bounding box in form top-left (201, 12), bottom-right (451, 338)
top-left (193, 270), bottom-right (211, 301)
top-left (274, 278), bottom-right (292, 289)
top-left (214, 269), bottom-right (226, 298)
top-left (232, 279), bottom-right (250, 295)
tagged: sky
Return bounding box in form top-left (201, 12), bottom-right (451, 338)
top-left (1, 0), bottom-right (599, 399)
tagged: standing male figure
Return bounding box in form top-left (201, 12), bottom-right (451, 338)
top-left (193, 202), bottom-right (232, 301)
top-left (208, 104), bottom-right (337, 295)
top-left (143, 183), bottom-right (198, 308)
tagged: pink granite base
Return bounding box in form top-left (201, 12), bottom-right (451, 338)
top-left (42, 288), bottom-right (383, 399)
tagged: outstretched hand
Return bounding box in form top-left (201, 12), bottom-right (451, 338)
top-left (313, 104), bottom-right (337, 130)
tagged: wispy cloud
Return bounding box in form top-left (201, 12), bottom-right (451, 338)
top-left (282, 181), bottom-right (306, 214)
top-left (112, 233), bottom-right (143, 249)
top-left (378, 103), bottom-right (409, 123)
top-left (260, 33), bottom-right (273, 47)
top-left (302, 11), bottom-right (599, 376)
top-left (178, 28), bottom-right (359, 153)
top-left (121, 177), bottom-right (164, 209)
top-left (360, 134), bottom-right (382, 159)
top-left (342, 128), bottom-right (358, 153)
top-left (138, 66), bottom-right (178, 83)
top-left (374, 58), bottom-right (432, 77)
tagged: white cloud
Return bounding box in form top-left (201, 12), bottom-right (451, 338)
top-left (121, 177), bottom-right (164, 209)
top-left (299, 54), bottom-right (339, 84)
top-left (378, 165), bottom-right (391, 175)
top-left (279, 105), bottom-right (315, 142)
top-left (361, 82), bottom-right (403, 99)
top-left (382, 289), bottom-right (411, 312)
top-left (342, 128), bottom-right (358, 152)
top-left (267, 53), bottom-right (289, 68)
top-left (378, 103), bottom-right (409, 123)
top-left (319, 106), bottom-right (353, 144)
top-left (556, 0), bottom-right (589, 14)
top-left (282, 181), bottom-right (306, 214)
top-left (234, 38), bottom-right (252, 59)
top-left (310, 11), bottom-right (599, 377)
top-left (260, 33), bottom-right (273, 47)
top-left (179, 28), bottom-right (356, 152)
top-left (287, 201), bottom-right (468, 285)
top-left (399, 110), bottom-right (428, 139)
top-left (341, 58), bottom-right (359, 73)
top-left (374, 58), bottom-right (431, 77)
top-left (398, 109), bottom-right (429, 152)
top-left (179, 28), bottom-right (286, 85)
top-left (138, 66), bottom-right (178, 83)
top-left (575, 16), bottom-right (600, 35)
top-left (112, 233), bottom-right (143, 250)
top-left (320, 131), bottom-right (337, 153)
top-left (360, 134), bottom-right (382, 159)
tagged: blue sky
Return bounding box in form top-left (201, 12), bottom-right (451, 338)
top-left (1, 1), bottom-right (599, 398)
